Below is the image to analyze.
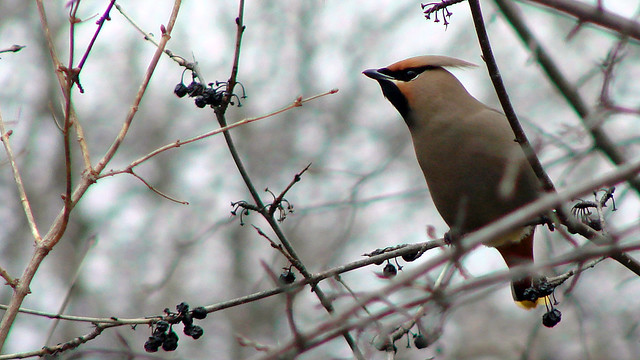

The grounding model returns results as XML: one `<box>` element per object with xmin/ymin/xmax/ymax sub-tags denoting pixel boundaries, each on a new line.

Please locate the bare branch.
<box><xmin>522</xmin><ymin>0</ymin><xmax>640</xmax><ymax>41</ymax></box>
<box><xmin>468</xmin><ymin>0</ymin><xmax>555</xmax><ymax>193</ymax></box>
<box><xmin>0</xmin><ymin>0</ymin><xmax>184</xmax><ymax>349</ymax></box>
<box><xmin>0</xmin><ymin>112</ymin><xmax>42</xmax><ymax>244</ymax></box>
<box><xmin>129</xmin><ymin>171</ymin><xmax>189</xmax><ymax>205</ymax></box>
<box><xmin>96</xmin><ymin>90</ymin><xmax>337</xmax><ymax>180</ymax></box>
<box><xmin>494</xmin><ymin>0</ymin><xmax>640</xmax><ymax>195</ymax></box>
<box><xmin>471</xmin><ymin>0</ymin><xmax>640</xmax><ymax>278</ymax></box>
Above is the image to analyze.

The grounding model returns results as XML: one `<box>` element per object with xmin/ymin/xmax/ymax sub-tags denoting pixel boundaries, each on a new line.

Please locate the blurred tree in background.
<box><xmin>1</xmin><ymin>1</ymin><xmax>640</xmax><ymax>359</ymax></box>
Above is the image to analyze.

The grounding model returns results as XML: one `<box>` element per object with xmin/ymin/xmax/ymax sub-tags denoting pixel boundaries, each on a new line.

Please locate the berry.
<box><xmin>162</xmin><ymin>330</ymin><xmax>179</xmax><ymax>351</ymax></box>
<box><xmin>194</xmin><ymin>96</ymin><xmax>207</xmax><ymax>108</ymax></box>
<box><xmin>154</xmin><ymin>320</ymin><xmax>170</xmax><ymax>334</ymax></box>
<box><xmin>200</xmin><ymin>87</ymin><xmax>218</xmax><ymax>105</ymax></box>
<box><xmin>182</xmin><ymin>313</ymin><xmax>194</xmax><ymax>327</ymax></box>
<box><xmin>186</xmin><ymin>81</ymin><xmax>204</xmax><ymax>96</ymax></box>
<box><xmin>402</xmin><ymin>249</ymin><xmax>421</xmax><ymax>262</ymax></box>
<box><xmin>279</xmin><ymin>269</ymin><xmax>296</xmax><ymax>285</ymax></box>
<box><xmin>382</xmin><ymin>263</ymin><xmax>397</xmax><ymax>278</ymax></box>
<box><xmin>185</xmin><ymin>324</ymin><xmax>204</xmax><ymax>339</ymax></box>
<box><xmin>144</xmin><ymin>341</ymin><xmax>160</xmax><ymax>352</ymax></box>
<box><xmin>174</xmin><ymin>83</ymin><xmax>188</xmax><ymax>98</ymax></box>
<box><xmin>413</xmin><ymin>334</ymin><xmax>429</xmax><ymax>349</ymax></box>
<box><xmin>176</xmin><ymin>302</ymin><xmax>190</xmax><ymax>313</ymax></box>
<box><xmin>542</xmin><ymin>308</ymin><xmax>562</xmax><ymax>328</ymax></box>
<box><xmin>144</xmin><ymin>335</ymin><xmax>163</xmax><ymax>352</ymax></box>
<box><xmin>191</xmin><ymin>306</ymin><xmax>207</xmax><ymax>320</ymax></box>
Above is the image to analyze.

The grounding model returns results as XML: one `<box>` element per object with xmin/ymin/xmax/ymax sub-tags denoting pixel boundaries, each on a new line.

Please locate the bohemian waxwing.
<box><xmin>364</xmin><ymin>55</ymin><xmax>545</xmax><ymax>308</ymax></box>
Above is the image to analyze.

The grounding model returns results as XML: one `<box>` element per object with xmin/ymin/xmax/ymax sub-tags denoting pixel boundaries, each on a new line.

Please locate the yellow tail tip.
<box><xmin>516</xmin><ymin>296</ymin><xmax>549</xmax><ymax>310</ymax></box>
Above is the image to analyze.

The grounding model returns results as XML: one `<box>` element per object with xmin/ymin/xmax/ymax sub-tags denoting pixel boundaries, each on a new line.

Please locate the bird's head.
<box><xmin>363</xmin><ymin>55</ymin><xmax>478</xmax><ymax>127</ymax></box>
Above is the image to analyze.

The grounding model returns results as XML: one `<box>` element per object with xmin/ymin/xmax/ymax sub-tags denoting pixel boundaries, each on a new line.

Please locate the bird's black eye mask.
<box><xmin>378</xmin><ymin>66</ymin><xmax>435</xmax><ymax>82</ymax></box>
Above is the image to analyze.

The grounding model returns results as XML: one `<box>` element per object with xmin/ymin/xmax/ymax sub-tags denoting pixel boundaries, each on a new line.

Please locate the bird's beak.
<box><xmin>362</xmin><ymin>68</ymin><xmax>392</xmax><ymax>81</ymax></box>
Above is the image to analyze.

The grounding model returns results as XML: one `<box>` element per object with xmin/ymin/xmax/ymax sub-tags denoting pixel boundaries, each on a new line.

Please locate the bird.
<box><xmin>363</xmin><ymin>55</ymin><xmax>545</xmax><ymax>309</ymax></box>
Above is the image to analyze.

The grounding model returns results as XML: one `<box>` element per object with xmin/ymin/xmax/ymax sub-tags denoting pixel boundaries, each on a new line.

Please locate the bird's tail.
<box><xmin>496</xmin><ymin>231</ymin><xmax>547</xmax><ymax>309</ymax></box>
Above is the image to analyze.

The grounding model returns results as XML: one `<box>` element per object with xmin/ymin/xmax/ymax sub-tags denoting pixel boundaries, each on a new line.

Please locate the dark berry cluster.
<box><xmin>144</xmin><ymin>320</ymin><xmax>178</xmax><ymax>352</ymax></box>
<box><xmin>278</xmin><ymin>266</ymin><xmax>296</xmax><ymax>285</ymax></box>
<box><xmin>366</xmin><ymin>246</ymin><xmax>424</xmax><ymax>280</ymax></box>
<box><xmin>374</xmin><ymin>324</ymin><xmax>438</xmax><ymax>353</ymax></box>
<box><xmin>369</xmin><ymin>247</ymin><xmax>422</xmax><ymax>266</ymax></box>
<box><xmin>521</xmin><ymin>279</ymin><xmax>562</xmax><ymax>328</ymax></box>
<box><xmin>372</xmin><ymin>254</ymin><xmax>412</xmax><ymax>279</ymax></box>
<box><xmin>174</xmin><ymin>80</ymin><xmax>223</xmax><ymax>108</ymax></box>
<box><xmin>174</xmin><ymin>71</ymin><xmax>246</xmax><ymax>109</ymax></box>
<box><xmin>144</xmin><ymin>302</ymin><xmax>207</xmax><ymax>352</ymax></box>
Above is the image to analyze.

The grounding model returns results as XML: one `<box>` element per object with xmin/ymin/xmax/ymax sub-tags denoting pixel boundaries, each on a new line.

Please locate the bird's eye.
<box><xmin>405</xmin><ymin>70</ymin><xmax>417</xmax><ymax>80</ymax></box>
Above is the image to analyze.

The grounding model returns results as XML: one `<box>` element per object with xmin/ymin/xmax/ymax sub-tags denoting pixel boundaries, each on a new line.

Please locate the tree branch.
<box><xmin>0</xmin><ymin>0</ymin><xmax>183</xmax><ymax>349</ymax></box>
<box><xmin>469</xmin><ymin>0</ymin><xmax>640</xmax><ymax>278</ymax></box>
<box><xmin>212</xmin><ymin>0</ymin><xmax>363</xmax><ymax>357</ymax></box>
<box><xmin>521</xmin><ymin>0</ymin><xmax>640</xmax><ymax>41</ymax></box>
<box><xmin>494</xmin><ymin>0</ymin><xmax>640</xmax><ymax>195</ymax></box>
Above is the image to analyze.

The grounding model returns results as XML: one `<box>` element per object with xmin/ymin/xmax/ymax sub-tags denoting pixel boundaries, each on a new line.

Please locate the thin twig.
<box><xmin>261</xmin><ymin>238</ymin><xmax>640</xmax><ymax>359</ymax></box>
<box><xmin>260</xmin><ymin>261</ymin><xmax>304</xmax><ymax>351</ymax></box>
<box><xmin>468</xmin><ymin>0</ymin><xmax>555</xmax><ymax>193</ymax></box>
<box><xmin>252</xmin><ymin>225</ymin><xmax>297</xmax><ymax>265</ymax></box>
<box><xmin>0</xmin><ymin>267</ymin><xmax>17</xmax><ymax>289</ymax></box>
<box><xmin>0</xmin><ymin>325</ymin><xmax>106</xmax><ymax>359</ymax></box>
<box><xmin>44</xmin><ymin>235</ymin><xmax>97</xmax><ymax>346</ymax></box>
<box><xmin>96</xmin><ymin>90</ymin><xmax>337</xmax><ymax>180</ymax></box>
<box><xmin>598</xmin><ymin>39</ymin><xmax>639</xmax><ymax>115</ymax></box>
<box><xmin>521</xmin><ymin>0</ymin><xmax>640</xmax><ymax>41</ymax></box>
<box><xmin>0</xmin><ymin>0</ymin><xmax>183</xmax><ymax>350</ymax></box>
<box><xmin>76</xmin><ymin>0</ymin><xmax>116</xmax><ymax>72</ymax></box>
<box><xmin>0</xmin><ymin>240</ymin><xmax>439</xmax><ymax>330</ymax></box>
<box><xmin>129</xmin><ymin>171</ymin><xmax>188</xmax><ymax>204</ymax></box>
<box><xmin>211</xmin><ymin>0</ymin><xmax>361</xmax><ymax>356</ymax></box>
<box><xmin>0</xmin><ymin>45</ymin><xmax>25</xmax><ymax>54</ymax></box>
<box><xmin>114</xmin><ymin>2</ymin><xmax>198</xmax><ymax>73</ymax></box>
<box><xmin>262</xmin><ymin>153</ymin><xmax>640</xmax><ymax>358</ymax></box>
<box><xmin>0</xmin><ymin>112</ymin><xmax>42</xmax><ymax>244</ymax></box>
<box><xmin>492</xmin><ymin>0</ymin><xmax>640</xmax><ymax>276</ymax></box>
<box><xmin>267</xmin><ymin>163</ymin><xmax>311</xmax><ymax>218</ymax></box>
<box><xmin>494</xmin><ymin>0</ymin><xmax>640</xmax><ymax>194</ymax></box>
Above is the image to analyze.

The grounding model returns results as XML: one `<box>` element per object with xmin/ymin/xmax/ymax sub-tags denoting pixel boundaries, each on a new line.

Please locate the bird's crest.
<box><xmin>386</xmin><ymin>55</ymin><xmax>477</xmax><ymax>72</ymax></box>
